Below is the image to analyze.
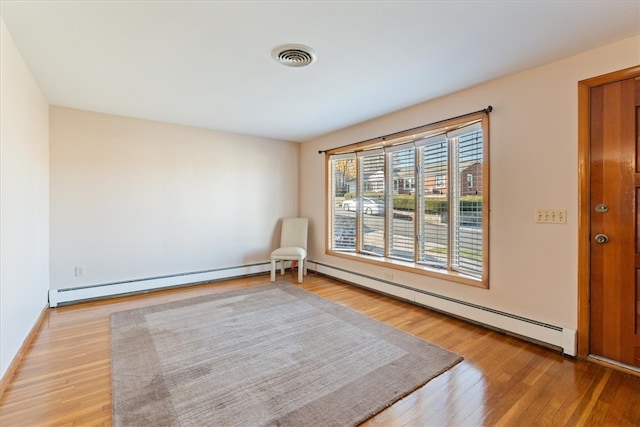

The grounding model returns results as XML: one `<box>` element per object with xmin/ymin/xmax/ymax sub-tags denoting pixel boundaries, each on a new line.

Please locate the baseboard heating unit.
<box><xmin>310</xmin><ymin>260</ymin><xmax>577</xmax><ymax>356</ymax></box>
<box><xmin>48</xmin><ymin>262</ymin><xmax>271</xmax><ymax>308</ymax></box>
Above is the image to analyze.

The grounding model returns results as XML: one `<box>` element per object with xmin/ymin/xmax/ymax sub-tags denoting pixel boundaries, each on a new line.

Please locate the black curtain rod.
<box><xmin>318</xmin><ymin>105</ymin><xmax>493</xmax><ymax>154</ymax></box>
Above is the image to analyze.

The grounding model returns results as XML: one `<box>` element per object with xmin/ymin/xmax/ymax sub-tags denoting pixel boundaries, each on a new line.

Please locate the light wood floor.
<box><xmin>1</xmin><ymin>272</ymin><xmax>640</xmax><ymax>426</ymax></box>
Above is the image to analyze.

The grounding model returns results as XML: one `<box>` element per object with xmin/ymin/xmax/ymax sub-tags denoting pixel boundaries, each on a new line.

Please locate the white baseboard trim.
<box><xmin>311</xmin><ymin>261</ymin><xmax>577</xmax><ymax>356</ymax></box>
<box><xmin>48</xmin><ymin>262</ymin><xmax>271</xmax><ymax>307</ymax></box>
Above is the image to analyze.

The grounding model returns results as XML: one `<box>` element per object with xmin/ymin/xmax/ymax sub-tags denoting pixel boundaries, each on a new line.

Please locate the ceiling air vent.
<box><xmin>272</xmin><ymin>44</ymin><xmax>317</xmax><ymax>67</ymax></box>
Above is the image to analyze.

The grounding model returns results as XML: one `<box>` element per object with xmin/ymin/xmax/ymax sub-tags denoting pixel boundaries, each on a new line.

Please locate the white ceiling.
<box><xmin>1</xmin><ymin>1</ymin><xmax>638</xmax><ymax>142</ymax></box>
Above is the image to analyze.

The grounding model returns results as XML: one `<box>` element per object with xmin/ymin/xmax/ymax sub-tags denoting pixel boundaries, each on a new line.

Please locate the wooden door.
<box><xmin>589</xmin><ymin>76</ymin><xmax>640</xmax><ymax>368</ymax></box>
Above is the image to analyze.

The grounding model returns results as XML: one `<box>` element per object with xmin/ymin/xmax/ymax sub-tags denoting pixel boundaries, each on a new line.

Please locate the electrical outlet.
<box><xmin>75</xmin><ymin>266</ymin><xmax>86</xmax><ymax>277</ymax></box>
<box><xmin>535</xmin><ymin>209</ymin><xmax>566</xmax><ymax>224</ymax></box>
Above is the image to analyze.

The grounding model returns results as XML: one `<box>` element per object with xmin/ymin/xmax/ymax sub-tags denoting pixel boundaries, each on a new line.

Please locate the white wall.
<box><xmin>49</xmin><ymin>107</ymin><xmax>299</xmax><ymax>290</ymax></box>
<box><xmin>300</xmin><ymin>35</ymin><xmax>640</xmax><ymax>331</ymax></box>
<box><xmin>0</xmin><ymin>19</ymin><xmax>50</xmax><ymax>378</ymax></box>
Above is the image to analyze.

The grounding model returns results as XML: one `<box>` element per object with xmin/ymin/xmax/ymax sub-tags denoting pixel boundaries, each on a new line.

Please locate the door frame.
<box><xmin>577</xmin><ymin>65</ymin><xmax>640</xmax><ymax>358</ymax></box>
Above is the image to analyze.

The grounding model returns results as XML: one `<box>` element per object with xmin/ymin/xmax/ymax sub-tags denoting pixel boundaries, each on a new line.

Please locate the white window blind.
<box><xmin>417</xmin><ymin>135</ymin><xmax>449</xmax><ymax>268</ymax></box>
<box><xmin>358</xmin><ymin>150</ymin><xmax>385</xmax><ymax>256</ymax></box>
<box><xmin>450</xmin><ymin>123</ymin><xmax>483</xmax><ymax>276</ymax></box>
<box><xmin>388</xmin><ymin>144</ymin><xmax>415</xmax><ymax>261</ymax></box>
<box><xmin>329</xmin><ymin>154</ymin><xmax>356</xmax><ymax>252</ymax></box>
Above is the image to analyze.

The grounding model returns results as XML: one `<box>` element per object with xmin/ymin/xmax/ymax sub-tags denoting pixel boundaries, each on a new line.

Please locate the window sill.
<box><xmin>326</xmin><ymin>249</ymin><xmax>488</xmax><ymax>289</ymax></box>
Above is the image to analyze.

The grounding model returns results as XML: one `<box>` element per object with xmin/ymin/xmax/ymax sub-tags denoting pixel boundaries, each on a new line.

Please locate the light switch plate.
<box><xmin>535</xmin><ymin>209</ymin><xmax>566</xmax><ymax>224</ymax></box>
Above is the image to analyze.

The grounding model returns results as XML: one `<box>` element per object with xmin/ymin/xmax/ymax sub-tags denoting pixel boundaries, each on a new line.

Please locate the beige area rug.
<box><xmin>111</xmin><ymin>282</ymin><xmax>462</xmax><ymax>426</ymax></box>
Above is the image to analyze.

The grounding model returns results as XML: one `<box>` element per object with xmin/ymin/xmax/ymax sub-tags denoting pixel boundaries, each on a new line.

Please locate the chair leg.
<box><xmin>270</xmin><ymin>259</ymin><xmax>276</xmax><ymax>282</ymax></box>
<box><xmin>298</xmin><ymin>258</ymin><xmax>303</xmax><ymax>283</ymax></box>
<box><xmin>280</xmin><ymin>260</ymin><xmax>285</xmax><ymax>275</ymax></box>
<box><xmin>303</xmin><ymin>257</ymin><xmax>308</xmax><ymax>276</ymax></box>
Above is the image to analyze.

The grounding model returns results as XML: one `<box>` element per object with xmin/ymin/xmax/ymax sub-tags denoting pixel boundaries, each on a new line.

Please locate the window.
<box><xmin>389</xmin><ymin>144</ymin><xmax>415</xmax><ymax>260</ymax></box>
<box><xmin>359</xmin><ymin>150</ymin><xmax>385</xmax><ymax>256</ymax></box>
<box><xmin>330</xmin><ymin>154</ymin><xmax>356</xmax><ymax>251</ymax></box>
<box><xmin>327</xmin><ymin>111</ymin><xmax>489</xmax><ymax>287</ymax></box>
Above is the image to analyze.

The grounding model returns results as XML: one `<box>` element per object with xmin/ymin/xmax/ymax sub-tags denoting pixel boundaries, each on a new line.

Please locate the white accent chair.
<box><xmin>270</xmin><ymin>218</ymin><xmax>308</xmax><ymax>283</ymax></box>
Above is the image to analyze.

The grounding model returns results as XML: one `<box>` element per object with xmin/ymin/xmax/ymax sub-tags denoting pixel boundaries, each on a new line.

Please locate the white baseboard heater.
<box><xmin>48</xmin><ymin>260</ymin><xmax>577</xmax><ymax>356</ymax></box>
<box><xmin>311</xmin><ymin>261</ymin><xmax>577</xmax><ymax>356</ymax></box>
<box><xmin>48</xmin><ymin>262</ymin><xmax>271</xmax><ymax>308</ymax></box>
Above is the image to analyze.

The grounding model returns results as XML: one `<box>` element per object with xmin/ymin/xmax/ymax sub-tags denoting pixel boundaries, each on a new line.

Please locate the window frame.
<box><xmin>325</xmin><ymin>111</ymin><xmax>490</xmax><ymax>288</ymax></box>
